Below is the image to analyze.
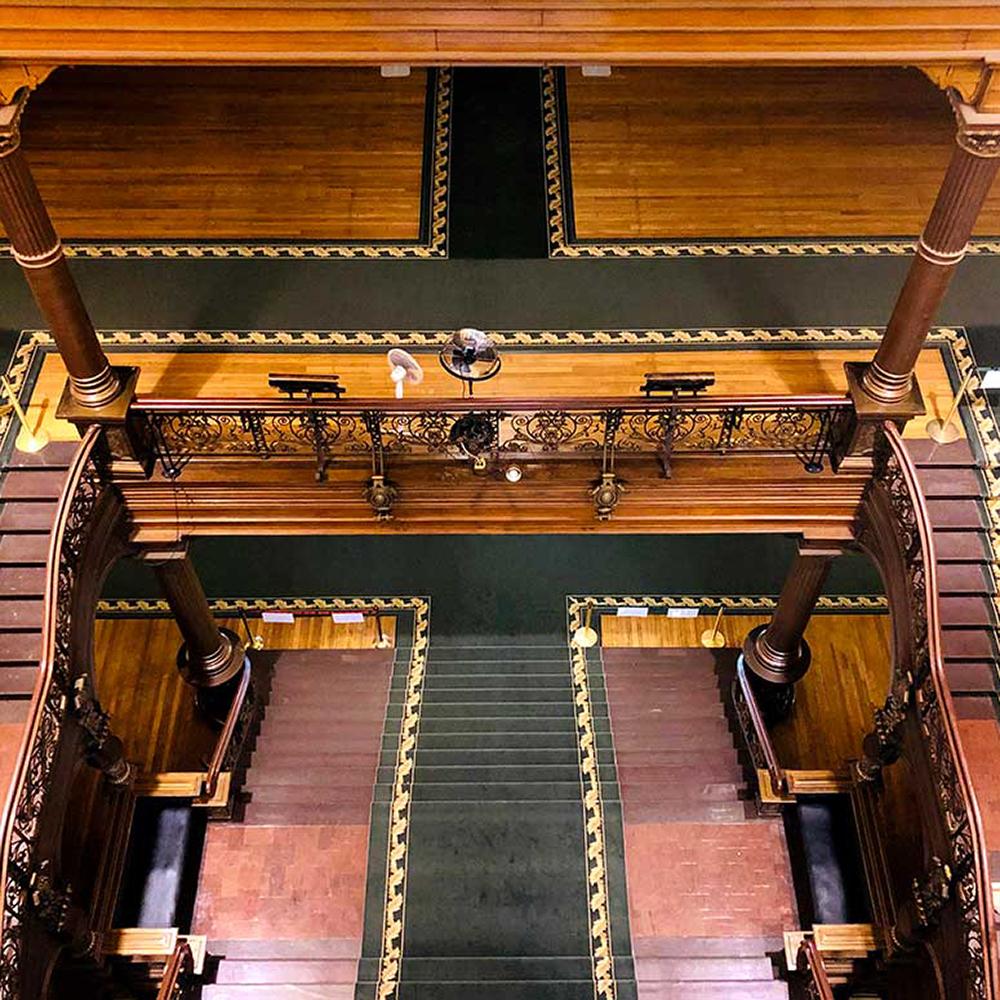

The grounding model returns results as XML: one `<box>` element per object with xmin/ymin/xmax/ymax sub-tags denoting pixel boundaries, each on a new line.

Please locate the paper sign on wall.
<box><xmin>332</xmin><ymin>612</ymin><xmax>365</xmax><ymax>624</ymax></box>
<box><xmin>615</xmin><ymin>607</ymin><xmax>648</xmax><ymax>618</ymax></box>
<box><xmin>666</xmin><ymin>607</ymin><xmax>700</xmax><ymax>618</ymax></box>
<box><xmin>261</xmin><ymin>611</ymin><xmax>294</xmax><ymax>623</ymax></box>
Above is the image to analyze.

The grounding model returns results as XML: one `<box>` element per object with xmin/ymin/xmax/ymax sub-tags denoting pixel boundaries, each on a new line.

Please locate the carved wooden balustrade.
<box><xmin>0</xmin><ymin>428</ymin><xmax>133</xmax><ymax>1000</ymax></box>
<box><xmin>852</xmin><ymin>422</ymin><xmax>998</xmax><ymax>1000</ymax></box>
<box><xmin>135</xmin><ymin>393</ymin><xmax>851</xmax><ymax>520</ymax></box>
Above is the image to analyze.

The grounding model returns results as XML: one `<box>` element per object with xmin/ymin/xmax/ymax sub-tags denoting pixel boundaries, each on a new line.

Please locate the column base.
<box><xmin>834</xmin><ymin>362</ymin><xmax>925</xmax><ymax>471</ymax></box>
<box><xmin>742</xmin><ymin>623</ymin><xmax>811</xmax><ymax>688</ymax></box>
<box><xmin>194</xmin><ymin>664</ymin><xmax>249</xmax><ymax>728</ymax></box>
<box><xmin>177</xmin><ymin>626</ymin><xmax>246</xmax><ymax>690</ymax></box>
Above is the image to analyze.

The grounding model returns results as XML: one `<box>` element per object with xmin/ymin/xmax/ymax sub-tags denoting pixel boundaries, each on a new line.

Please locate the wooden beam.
<box><xmin>3</xmin><ymin>4</ymin><xmax>1000</xmax><ymax>69</ymax></box>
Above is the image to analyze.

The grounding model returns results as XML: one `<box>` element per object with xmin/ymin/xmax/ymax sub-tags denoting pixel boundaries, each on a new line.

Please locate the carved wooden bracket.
<box><xmin>890</xmin><ymin>855</ymin><xmax>953</xmax><ymax>952</ymax></box>
<box><xmin>920</xmin><ymin>62</ymin><xmax>1000</xmax><ymax>115</ymax></box>
<box><xmin>855</xmin><ymin>680</ymin><xmax>911</xmax><ymax>782</ymax></box>
<box><xmin>29</xmin><ymin>860</ymin><xmax>95</xmax><ymax>956</ymax></box>
<box><xmin>0</xmin><ymin>63</ymin><xmax>55</xmax><ymax>107</ymax></box>
<box><xmin>71</xmin><ymin>676</ymin><xmax>133</xmax><ymax>786</ymax></box>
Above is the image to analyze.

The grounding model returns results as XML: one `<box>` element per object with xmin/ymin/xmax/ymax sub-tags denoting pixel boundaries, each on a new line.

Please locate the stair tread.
<box><xmin>907</xmin><ymin>438</ymin><xmax>977</xmax><ymax>466</ymax></box>
<box><xmin>0</xmin><ymin>600</ymin><xmax>45</xmax><ymax>629</ymax></box>
<box><xmin>916</xmin><ymin>465</ymin><xmax>982</xmax><ymax>497</ymax></box>
<box><xmin>0</xmin><ymin>534</ymin><xmax>49</xmax><ymax>565</ymax></box>
<box><xmin>0</xmin><ymin>566</ymin><xmax>46</xmax><ymax>594</ymax></box>
<box><xmin>938</xmin><ymin>595</ymin><xmax>996</xmax><ymax>627</ymax></box>
<box><xmin>925</xmin><ymin>498</ymin><xmax>985</xmax><ymax>530</ymax></box>
<box><xmin>4</xmin><ymin>441</ymin><xmax>78</xmax><ymax>469</ymax></box>
<box><xmin>0</xmin><ymin>501</ymin><xmax>58</xmax><ymax>532</ymax></box>
<box><xmin>936</xmin><ymin>562</ymin><xmax>991</xmax><ymax>594</ymax></box>
<box><xmin>945</xmin><ymin>661</ymin><xmax>997</xmax><ymax>693</ymax></box>
<box><xmin>0</xmin><ymin>469</ymin><xmax>68</xmax><ymax>501</ymax></box>
<box><xmin>934</xmin><ymin>532</ymin><xmax>990</xmax><ymax>562</ymax></box>
<box><xmin>941</xmin><ymin>628</ymin><xmax>997</xmax><ymax>661</ymax></box>
<box><xmin>0</xmin><ymin>631</ymin><xmax>41</xmax><ymax>663</ymax></box>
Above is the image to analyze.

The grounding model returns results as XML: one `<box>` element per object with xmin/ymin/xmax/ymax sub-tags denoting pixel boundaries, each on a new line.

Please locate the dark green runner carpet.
<box><xmin>356</xmin><ymin>638</ymin><xmax>635</xmax><ymax>1000</ymax></box>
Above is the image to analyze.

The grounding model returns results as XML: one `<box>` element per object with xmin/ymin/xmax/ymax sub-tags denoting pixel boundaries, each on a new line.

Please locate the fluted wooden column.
<box><xmin>0</xmin><ymin>92</ymin><xmax>121</xmax><ymax>407</ymax></box>
<box><xmin>742</xmin><ymin>540</ymin><xmax>842</xmax><ymax>720</ymax></box>
<box><xmin>859</xmin><ymin>98</ymin><xmax>1000</xmax><ymax>406</ymax></box>
<box><xmin>148</xmin><ymin>548</ymin><xmax>245</xmax><ymax>693</ymax></box>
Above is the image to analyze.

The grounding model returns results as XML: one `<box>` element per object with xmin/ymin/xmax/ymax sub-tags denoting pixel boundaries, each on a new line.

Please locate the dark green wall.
<box><xmin>104</xmin><ymin>533</ymin><xmax>882</xmax><ymax>639</ymax></box>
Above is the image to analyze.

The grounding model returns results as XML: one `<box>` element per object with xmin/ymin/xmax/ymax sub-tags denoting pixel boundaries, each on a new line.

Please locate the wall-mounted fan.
<box><xmin>439</xmin><ymin>328</ymin><xmax>501</xmax><ymax>396</ymax></box>
<box><xmin>387</xmin><ymin>349</ymin><xmax>424</xmax><ymax>398</ymax></box>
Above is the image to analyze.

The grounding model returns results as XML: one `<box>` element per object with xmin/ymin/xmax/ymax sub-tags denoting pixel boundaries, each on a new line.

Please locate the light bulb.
<box><xmin>504</xmin><ymin>465</ymin><xmax>523</xmax><ymax>483</ymax></box>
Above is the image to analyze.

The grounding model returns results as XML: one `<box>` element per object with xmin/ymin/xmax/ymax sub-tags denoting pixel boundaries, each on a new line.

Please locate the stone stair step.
<box><xmin>936</xmin><ymin>562</ymin><xmax>992</xmax><ymax>595</ymax></box>
<box><xmin>633</xmin><ymin>985</ymin><xmax>787</xmax><ymax>1000</ymax></box>
<box><xmin>0</xmin><ymin>630</ymin><xmax>40</xmax><ymax>665</ymax></box>
<box><xmin>620</xmin><ymin>780</ymin><xmax>743</xmax><ymax>803</ymax></box>
<box><xmin>0</xmin><ymin>501</ymin><xmax>58</xmax><ymax>532</ymax></box>
<box><xmin>215</xmin><ymin>959</ymin><xmax>357</xmax><ymax>985</ymax></box>
<box><xmin>933</xmin><ymin>531</ymin><xmax>990</xmax><ymax>562</ymax></box>
<box><xmin>242</xmin><ymin>802</ymin><xmax>372</xmax><ymax>826</ymax></box>
<box><xmin>0</xmin><ymin>534</ymin><xmax>49</xmax><ymax>565</ymax></box>
<box><xmin>207</xmin><ymin>941</ymin><xmax>360</xmax><ymax>960</ymax></box>
<box><xmin>952</xmin><ymin>696</ymin><xmax>998</xmax><ymax>721</ymax></box>
<box><xmin>0</xmin><ymin>566</ymin><xmax>46</xmax><ymax>595</ymax></box>
<box><xmin>925</xmin><ymin>499</ymin><xmax>985</xmax><ymax>530</ymax></box>
<box><xmin>945</xmin><ymin>661</ymin><xmax>998</xmax><ymax>694</ymax></box>
<box><xmin>0</xmin><ymin>600</ymin><xmax>45</xmax><ymax>629</ymax></box>
<box><xmin>941</xmin><ymin>628</ymin><xmax>997</xmax><ymax>661</ymax></box>
<box><xmin>938</xmin><ymin>596</ymin><xmax>996</xmax><ymax>627</ymax></box>
<box><xmin>916</xmin><ymin>465</ymin><xmax>982</xmax><ymax>497</ymax></box>
<box><xmin>203</xmin><ymin>986</ymin><xmax>354</xmax><ymax>999</ymax></box>
<box><xmin>0</xmin><ymin>667</ymin><xmax>39</xmax><ymax>696</ymax></box>
<box><xmin>623</xmin><ymin>800</ymin><xmax>750</xmax><ymax>824</ymax></box>
<box><xmin>245</xmin><ymin>765</ymin><xmax>377</xmax><ymax>787</ymax></box>
<box><xmin>3</xmin><ymin>441</ymin><xmax>78</xmax><ymax>469</ymax></box>
<box><xmin>907</xmin><ymin>438</ymin><xmax>977</xmax><ymax>466</ymax></box>
<box><xmin>0</xmin><ymin>469</ymin><xmax>68</xmax><ymax>501</ymax></box>
<box><xmin>602</xmin><ymin>647</ymin><xmax>732</xmax><ymax>665</ymax></box>
<box><xmin>0</xmin><ymin>700</ymin><xmax>31</xmax><ymax>725</ymax></box>
<box><xmin>395</xmin><ymin>782</ymin><xmax>620</xmax><ymax>803</ymax></box>
<box><xmin>635</xmin><ymin>956</ymin><xmax>777</xmax><ymax>981</ymax></box>
<box><xmin>633</xmin><ymin>937</ymin><xmax>782</xmax><ymax>958</ymax></box>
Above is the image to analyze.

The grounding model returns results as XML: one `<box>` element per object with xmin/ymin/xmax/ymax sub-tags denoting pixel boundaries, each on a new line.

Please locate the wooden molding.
<box><xmin>103</xmin><ymin>928</ymin><xmax>206</xmax><ymax>975</ymax></box>
<box><xmin>0</xmin><ymin>63</ymin><xmax>54</xmax><ymax>105</ymax></box>
<box><xmin>3</xmin><ymin>6</ymin><xmax>1000</xmax><ymax>68</ymax></box>
<box><xmin>783</xmin><ymin>925</ymin><xmax>878</xmax><ymax>972</ymax></box>
<box><xmin>758</xmin><ymin>768</ymin><xmax>851</xmax><ymax>804</ymax></box>
<box><xmin>133</xmin><ymin>770</ymin><xmax>231</xmax><ymax>807</ymax></box>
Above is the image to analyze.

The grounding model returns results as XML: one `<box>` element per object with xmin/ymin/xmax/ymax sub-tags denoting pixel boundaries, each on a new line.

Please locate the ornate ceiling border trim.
<box><xmin>543</xmin><ymin>68</ymin><xmax>1000</xmax><ymax>259</ymax></box>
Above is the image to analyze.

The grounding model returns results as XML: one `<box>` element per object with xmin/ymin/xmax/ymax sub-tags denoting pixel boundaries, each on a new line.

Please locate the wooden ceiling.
<box><xmin>3</xmin><ymin>2</ymin><xmax>1000</xmax><ymax>69</ymax></box>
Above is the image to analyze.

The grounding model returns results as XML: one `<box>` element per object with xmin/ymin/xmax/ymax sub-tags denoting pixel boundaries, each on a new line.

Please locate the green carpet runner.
<box><xmin>356</xmin><ymin>636</ymin><xmax>636</xmax><ymax>1000</ymax></box>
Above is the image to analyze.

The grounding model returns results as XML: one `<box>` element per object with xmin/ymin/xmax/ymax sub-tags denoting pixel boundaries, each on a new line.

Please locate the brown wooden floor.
<box><xmin>602</xmin><ymin>610</ymin><xmax>892</xmax><ymax>772</ymax></box>
<box><xmin>25</xmin><ymin>344</ymin><xmax>958</xmax><ymax>444</ymax></box>
<box><xmin>13</xmin><ymin>66</ymin><xmax>429</xmax><ymax>241</ymax></box>
<box><xmin>564</xmin><ymin>66</ymin><xmax>1000</xmax><ymax>240</ymax></box>
<box><xmin>93</xmin><ymin>612</ymin><xmax>394</xmax><ymax>775</ymax></box>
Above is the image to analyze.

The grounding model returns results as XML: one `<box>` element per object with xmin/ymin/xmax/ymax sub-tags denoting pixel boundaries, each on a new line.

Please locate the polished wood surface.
<box><xmin>93</xmin><ymin>612</ymin><xmax>394</xmax><ymax>774</ymax></box>
<box><xmin>2</xmin><ymin>4</ymin><xmax>1000</xmax><ymax>67</ymax></box>
<box><xmin>602</xmin><ymin>610</ymin><xmax>892</xmax><ymax>771</ymax></box>
<box><xmin>12</xmin><ymin>66</ymin><xmax>427</xmax><ymax>241</ymax></box>
<box><xmin>565</xmin><ymin>67</ymin><xmax>1000</xmax><ymax>240</ymax></box>
<box><xmin>24</xmin><ymin>344</ymin><xmax>958</xmax><ymax>443</ymax></box>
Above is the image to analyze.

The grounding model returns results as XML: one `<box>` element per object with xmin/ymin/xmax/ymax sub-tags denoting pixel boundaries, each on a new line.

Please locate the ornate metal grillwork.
<box><xmin>0</xmin><ymin>430</ymin><xmax>108</xmax><ymax>1000</ymax></box>
<box><xmin>138</xmin><ymin>397</ymin><xmax>852</xmax><ymax>479</ymax></box>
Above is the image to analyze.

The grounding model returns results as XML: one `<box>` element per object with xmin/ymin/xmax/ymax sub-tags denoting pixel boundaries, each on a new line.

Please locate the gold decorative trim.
<box><xmin>542</xmin><ymin>68</ymin><xmax>1000</xmax><ymax>259</ymax></box>
<box><xmin>570</xmin><ymin>594</ymin><xmax>887</xmax><ymax>614</ymax></box>
<box><xmin>566</xmin><ymin>598</ymin><xmax>617</xmax><ymax>999</ymax></box>
<box><xmin>1</xmin><ymin>69</ymin><xmax>451</xmax><ymax>261</ymax></box>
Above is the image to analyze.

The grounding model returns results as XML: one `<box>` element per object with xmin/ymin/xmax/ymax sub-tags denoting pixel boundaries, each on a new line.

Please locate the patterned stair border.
<box><xmin>542</xmin><ymin>68</ymin><xmax>1000</xmax><ymax>260</ymax></box>
<box><xmin>0</xmin><ymin>70</ymin><xmax>452</xmax><ymax>261</ymax></box>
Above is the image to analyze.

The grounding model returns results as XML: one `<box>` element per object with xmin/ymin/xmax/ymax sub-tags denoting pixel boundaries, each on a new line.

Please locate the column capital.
<box><xmin>0</xmin><ymin>89</ymin><xmax>28</xmax><ymax>158</ymax></box>
<box><xmin>950</xmin><ymin>94</ymin><xmax>1000</xmax><ymax>158</ymax></box>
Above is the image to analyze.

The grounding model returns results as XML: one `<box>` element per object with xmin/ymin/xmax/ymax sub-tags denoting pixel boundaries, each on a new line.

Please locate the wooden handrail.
<box><xmin>880</xmin><ymin>421</ymin><xmax>998</xmax><ymax>997</ymax></box>
<box><xmin>734</xmin><ymin>656</ymin><xmax>788</xmax><ymax>797</ymax></box>
<box><xmin>156</xmin><ymin>939</ymin><xmax>194</xmax><ymax>1000</ymax></box>
<box><xmin>199</xmin><ymin>658</ymin><xmax>251</xmax><ymax>803</ymax></box>
<box><xmin>0</xmin><ymin>427</ymin><xmax>107</xmax><ymax>992</ymax></box>
<box><xmin>135</xmin><ymin>392</ymin><xmax>850</xmax><ymax>414</ymax></box>
<box><xmin>796</xmin><ymin>937</ymin><xmax>836</xmax><ymax>1000</ymax></box>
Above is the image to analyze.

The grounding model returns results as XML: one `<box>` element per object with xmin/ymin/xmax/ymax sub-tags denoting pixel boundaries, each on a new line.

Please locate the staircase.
<box><xmin>908</xmin><ymin>438</ymin><xmax>1000</xmax><ymax>883</ymax></box>
<box><xmin>602</xmin><ymin>646</ymin><xmax>793</xmax><ymax>1000</ymax></box>
<box><xmin>0</xmin><ymin>440</ymin><xmax>76</xmax><ymax>783</ymax></box>
<box><xmin>196</xmin><ymin>647</ymin><xmax>398</xmax><ymax>999</ymax></box>
<box><xmin>356</xmin><ymin>638</ymin><xmax>636</xmax><ymax>1000</ymax></box>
